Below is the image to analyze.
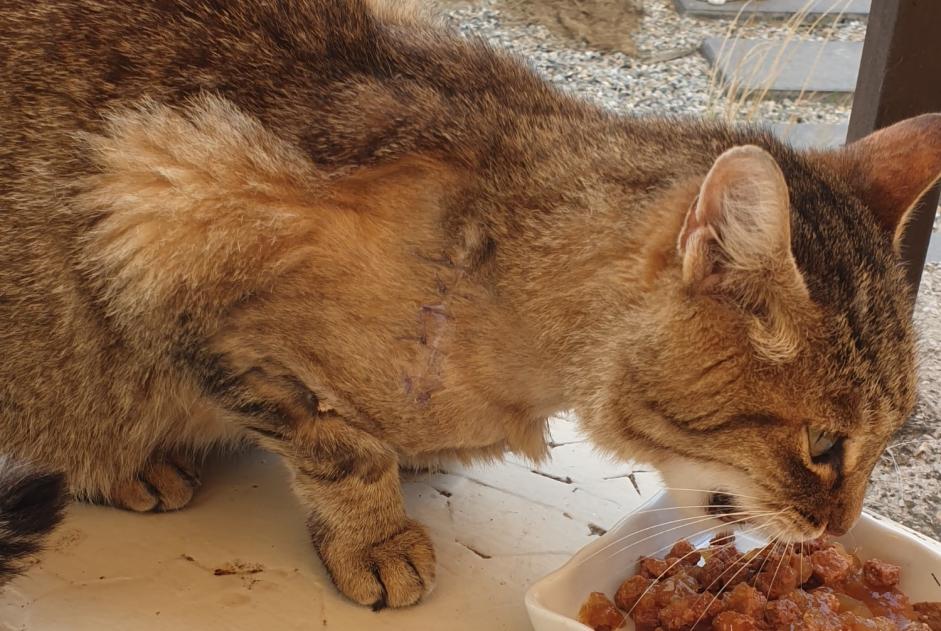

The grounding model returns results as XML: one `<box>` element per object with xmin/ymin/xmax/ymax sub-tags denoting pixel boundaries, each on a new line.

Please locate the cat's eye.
<box><xmin>807</xmin><ymin>426</ymin><xmax>841</xmax><ymax>461</ymax></box>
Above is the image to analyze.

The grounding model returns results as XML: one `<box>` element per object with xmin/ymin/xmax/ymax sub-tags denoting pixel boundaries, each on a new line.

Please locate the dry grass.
<box><xmin>706</xmin><ymin>0</ymin><xmax>857</xmax><ymax>125</ymax></box>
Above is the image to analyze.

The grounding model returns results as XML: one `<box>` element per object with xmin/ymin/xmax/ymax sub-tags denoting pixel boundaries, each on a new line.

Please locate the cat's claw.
<box><xmin>109</xmin><ymin>457</ymin><xmax>201</xmax><ymax>512</ymax></box>
<box><xmin>321</xmin><ymin>519</ymin><xmax>436</xmax><ymax>609</ymax></box>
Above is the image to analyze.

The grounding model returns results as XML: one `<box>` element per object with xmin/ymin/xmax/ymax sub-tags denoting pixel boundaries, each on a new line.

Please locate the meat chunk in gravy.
<box><xmin>577</xmin><ymin>536</ymin><xmax>939</xmax><ymax>631</ymax></box>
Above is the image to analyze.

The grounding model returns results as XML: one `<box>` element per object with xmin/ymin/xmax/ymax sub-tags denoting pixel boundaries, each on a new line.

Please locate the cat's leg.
<box><xmin>107</xmin><ymin>452</ymin><xmax>202</xmax><ymax>513</ymax></box>
<box><xmin>190</xmin><ymin>346</ymin><xmax>436</xmax><ymax>608</ymax></box>
<box><xmin>259</xmin><ymin>411</ymin><xmax>435</xmax><ymax>609</ymax></box>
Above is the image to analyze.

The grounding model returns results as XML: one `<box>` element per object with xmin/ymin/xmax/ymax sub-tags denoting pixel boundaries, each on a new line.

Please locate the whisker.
<box><xmin>631</xmin><ymin>515</ymin><xmax>768</xmax><ymax>572</ymax></box>
<box><xmin>643</xmin><ymin>546</ymin><xmax>703</xmax><ymax>587</ymax></box>
<box><xmin>632</xmin><ymin>524</ymin><xmax>741</xmax><ymax>572</ymax></box>
<box><xmin>883</xmin><ymin>448</ymin><xmax>906</xmax><ymax>508</ymax></box>
<box><xmin>765</xmin><ymin>533</ymin><xmax>792</xmax><ymax>602</ymax></box>
<box><xmin>626</xmin><ymin>549</ymin><xmax>700</xmax><ymax>618</ymax></box>
<box><xmin>799</xmin><ymin>534</ymin><xmax>805</xmax><ymax>596</ymax></box>
<box><xmin>733</xmin><ymin>518</ymin><xmax>779</xmax><ymax>545</ymax></box>
<box><xmin>693</xmin><ymin>559</ymin><xmax>752</xmax><ymax>627</ymax></box>
<box><xmin>844</xmin><ymin>526</ymin><xmax>861</xmax><ymax>555</ymax></box>
<box><xmin>689</xmin><ymin>517</ymin><xmax>782</xmax><ymax>629</ymax></box>
<box><xmin>751</xmin><ymin>535</ymin><xmax>781</xmax><ymax>588</ymax></box>
<box><xmin>698</xmin><ymin>518</ymin><xmax>782</xmax><ymax>597</ymax></box>
<box><xmin>605</xmin><ymin>512</ymin><xmax>777</xmax><ymax>569</ymax></box>
<box><xmin>659</xmin><ymin>487</ymin><xmax>763</xmax><ymax>500</ymax></box>
<box><xmin>628</xmin><ymin>504</ymin><xmax>738</xmax><ymax>516</ymax></box>
<box><xmin>629</xmin><ymin>517</ymin><xmax>776</xmax><ymax>620</ymax></box>
<box><xmin>574</xmin><ymin>511</ymin><xmax>759</xmax><ymax>567</ymax></box>
<box><xmin>886</xmin><ymin>439</ymin><xmax>924</xmax><ymax>450</ymax></box>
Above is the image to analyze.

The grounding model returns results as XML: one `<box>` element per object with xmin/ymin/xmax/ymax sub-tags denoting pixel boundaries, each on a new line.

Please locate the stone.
<box><xmin>701</xmin><ymin>38</ymin><xmax>863</xmax><ymax>94</ymax></box>
<box><xmin>675</xmin><ymin>0</ymin><xmax>870</xmax><ymax>20</ymax></box>
<box><xmin>772</xmin><ymin>121</ymin><xmax>847</xmax><ymax>149</ymax></box>
<box><xmin>927</xmin><ymin>232</ymin><xmax>941</xmax><ymax>264</ymax></box>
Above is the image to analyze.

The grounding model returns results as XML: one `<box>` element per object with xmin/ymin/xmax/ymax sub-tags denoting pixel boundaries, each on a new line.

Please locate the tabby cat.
<box><xmin>1</xmin><ymin>0</ymin><xmax>938</xmax><ymax>608</ymax></box>
<box><xmin>0</xmin><ymin>462</ymin><xmax>65</xmax><ymax>585</ymax></box>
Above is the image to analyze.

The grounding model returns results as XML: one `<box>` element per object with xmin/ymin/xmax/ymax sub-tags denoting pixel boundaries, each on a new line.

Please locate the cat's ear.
<box><xmin>679</xmin><ymin>146</ymin><xmax>811</xmax><ymax>362</ymax></box>
<box><xmin>678</xmin><ymin>145</ymin><xmax>804</xmax><ymax>296</ymax></box>
<box><xmin>832</xmin><ymin>114</ymin><xmax>941</xmax><ymax>244</ymax></box>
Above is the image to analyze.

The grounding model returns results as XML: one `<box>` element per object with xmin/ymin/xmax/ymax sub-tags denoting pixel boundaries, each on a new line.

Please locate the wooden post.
<box><xmin>847</xmin><ymin>0</ymin><xmax>941</xmax><ymax>300</ymax></box>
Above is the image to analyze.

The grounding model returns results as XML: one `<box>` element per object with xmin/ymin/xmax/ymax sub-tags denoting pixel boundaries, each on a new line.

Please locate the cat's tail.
<box><xmin>0</xmin><ymin>457</ymin><xmax>67</xmax><ymax>586</ymax></box>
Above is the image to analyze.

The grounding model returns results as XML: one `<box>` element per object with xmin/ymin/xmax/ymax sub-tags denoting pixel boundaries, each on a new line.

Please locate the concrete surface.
<box><xmin>928</xmin><ymin>235</ymin><xmax>941</xmax><ymax>264</ymax></box>
<box><xmin>0</xmin><ymin>417</ymin><xmax>660</xmax><ymax>631</ymax></box>
<box><xmin>772</xmin><ymin>121</ymin><xmax>848</xmax><ymax>148</ymax></box>
<box><xmin>702</xmin><ymin>38</ymin><xmax>862</xmax><ymax>94</ymax></box>
<box><xmin>675</xmin><ymin>0</ymin><xmax>870</xmax><ymax>20</ymax></box>
<box><xmin>3</xmin><ymin>363</ymin><xmax>936</xmax><ymax>630</ymax></box>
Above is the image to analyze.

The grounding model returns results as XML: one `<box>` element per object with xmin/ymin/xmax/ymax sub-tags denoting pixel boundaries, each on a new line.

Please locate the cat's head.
<box><xmin>596</xmin><ymin>114</ymin><xmax>941</xmax><ymax>541</ymax></box>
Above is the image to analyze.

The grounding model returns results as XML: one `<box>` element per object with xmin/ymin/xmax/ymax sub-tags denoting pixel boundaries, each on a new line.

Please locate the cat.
<box><xmin>1</xmin><ymin>0</ymin><xmax>938</xmax><ymax>609</ymax></box>
<box><xmin>0</xmin><ymin>462</ymin><xmax>67</xmax><ymax>585</ymax></box>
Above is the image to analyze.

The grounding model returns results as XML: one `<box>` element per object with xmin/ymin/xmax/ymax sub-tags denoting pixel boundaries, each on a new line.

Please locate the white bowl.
<box><xmin>526</xmin><ymin>490</ymin><xmax>941</xmax><ymax>631</ymax></box>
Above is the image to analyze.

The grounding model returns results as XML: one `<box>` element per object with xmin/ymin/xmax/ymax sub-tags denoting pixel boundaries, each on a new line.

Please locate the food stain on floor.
<box><xmin>49</xmin><ymin>528</ymin><xmax>86</xmax><ymax>553</ymax></box>
<box><xmin>180</xmin><ymin>553</ymin><xmax>266</xmax><ymax>589</ymax></box>
<box><xmin>212</xmin><ymin>560</ymin><xmax>265</xmax><ymax>577</ymax></box>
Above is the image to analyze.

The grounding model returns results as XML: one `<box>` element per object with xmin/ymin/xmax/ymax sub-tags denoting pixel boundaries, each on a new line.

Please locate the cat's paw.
<box><xmin>109</xmin><ymin>456</ymin><xmax>201</xmax><ymax>512</ymax></box>
<box><xmin>320</xmin><ymin>519</ymin><xmax>436</xmax><ymax>609</ymax></box>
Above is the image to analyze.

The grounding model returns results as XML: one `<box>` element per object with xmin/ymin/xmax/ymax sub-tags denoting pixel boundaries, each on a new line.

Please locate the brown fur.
<box><xmin>1</xmin><ymin>0</ymin><xmax>938</xmax><ymax>606</ymax></box>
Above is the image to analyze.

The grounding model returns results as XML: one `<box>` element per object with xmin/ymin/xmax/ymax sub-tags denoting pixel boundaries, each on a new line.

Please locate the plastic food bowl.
<box><xmin>526</xmin><ymin>490</ymin><xmax>941</xmax><ymax>631</ymax></box>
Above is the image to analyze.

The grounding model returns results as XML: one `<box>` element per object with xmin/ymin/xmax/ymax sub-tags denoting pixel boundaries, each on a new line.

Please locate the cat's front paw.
<box><xmin>108</xmin><ymin>456</ymin><xmax>201</xmax><ymax>512</ymax></box>
<box><xmin>319</xmin><ymin>519</ymin><xmax>436</xmax><ymax>609</ymax></box>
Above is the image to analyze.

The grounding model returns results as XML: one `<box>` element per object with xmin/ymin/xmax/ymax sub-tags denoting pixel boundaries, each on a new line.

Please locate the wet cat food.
<box><xmin>578</xmin><ymin>535</ymin><xmax>941</xmax><ymax>631</ymax></box>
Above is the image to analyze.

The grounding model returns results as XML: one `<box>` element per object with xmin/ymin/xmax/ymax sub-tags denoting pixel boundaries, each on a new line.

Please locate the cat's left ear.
<box><xmin>678</xmin><ymin>145</ymin><xmax>805</xmax><ymax>297</ymax></box>
<box><xmin>679</xmin><ymin>146</ymin><xmax>811</xmax><ymax>361</ymax></box>
<box><xmin>827</xmin><ymin>113</ymin><xmax>941</xmax><ymax>247</ymax></box>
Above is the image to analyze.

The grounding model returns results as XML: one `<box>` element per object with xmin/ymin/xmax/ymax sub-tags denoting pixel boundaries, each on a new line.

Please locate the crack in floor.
<box><xmin>530</xmin><ymin>470</ymin><xmax>573</xmax><ymax>484</ymax></box>
<box><xmin>456</xmin><ymin>540</ymin><xmax>492</xmax><ymax>559</ymax></box>
<box><xmin>447</xmin><ymin>469</ymin><xmax>624</xmax><ymax>515</ymax></box>
<box><xmin>628</xmin><ymin>472</ymin><xmax>642</xmax><ymax>496</ymax></box>
<box><xmin>603</xmin><ymin>470</ymin><xmax>649</xmax><ymax>495</ymax></box>
<box><xmin>440</xmin><ymin>472</ymin><xmax>575</xmax><ymax>513</ymax></box>
<box><xmin>548</xmin><ymin>440</ymin><xmax>586</xmax><ymax>448</ymax></box>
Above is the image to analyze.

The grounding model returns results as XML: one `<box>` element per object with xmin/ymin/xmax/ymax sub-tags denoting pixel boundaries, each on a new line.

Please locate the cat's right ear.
<box><xmin>678</xmin><ymin>145</ymin><xmax>807</xmax><ymax>298</ymax></box>
<box><xmin>824</xmin><ymin>113</ymin><xmax>941</xmax><ymax>249</ymax></box>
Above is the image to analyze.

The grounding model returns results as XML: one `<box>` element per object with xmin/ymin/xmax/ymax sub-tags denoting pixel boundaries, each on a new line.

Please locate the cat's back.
<box><xmin>0</xmin><ymin>0</ymin><xmax>412</xmax><ymax>255</ymax></box>
<box><xmin>1</xmin><ymin>0</ymin><xmax>379</xmax><ymax>139</ymax></box>
<box><xmin>0</xmin><ymin>1</ymin><xmax>387</xmax><ymax>377</ymax></box>
<box><xmin>1</xmin><ymin>0</ymin><xmax>582</xmax><ymax>175</ymax></box>
<box><xmin>0</xmin><ymin>0</ymin><xmax>441</xmax><ymax>465</ymax></box>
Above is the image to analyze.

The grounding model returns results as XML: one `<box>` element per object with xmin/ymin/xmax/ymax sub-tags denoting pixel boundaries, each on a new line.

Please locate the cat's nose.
<box><xmin>826</xmin><ymin>493</ymin><xmax>863</xmax><ymax>537</ymax></box>
<box><xmin>825</xmin><ymin>523</ymin><xmax>848</xmax><ymax>536</ymax></box>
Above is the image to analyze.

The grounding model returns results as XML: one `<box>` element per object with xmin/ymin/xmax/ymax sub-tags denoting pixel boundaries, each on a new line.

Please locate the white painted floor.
<box><xmin>1</xmin><ymin>416</ymin><xmax>662</xmax><ymax>630</ymax></box>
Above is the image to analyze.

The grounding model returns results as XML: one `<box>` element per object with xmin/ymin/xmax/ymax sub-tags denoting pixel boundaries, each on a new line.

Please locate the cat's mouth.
<box><xmin>705</xmin><ymin>491</ymin><xmax>827</xmax><ymax>540</ymax></box>
<box><xmin>707</xmin><ymin>491</ymin><xmax>737</xmax><ymax>521</ymax></box>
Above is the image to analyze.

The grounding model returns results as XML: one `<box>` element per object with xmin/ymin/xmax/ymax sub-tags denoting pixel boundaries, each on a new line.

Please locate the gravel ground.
<box><xmin>866</xmin><ymin>265</ymin><xmax>941</xmax><ymax>540</ymax></box>
<box><xmin>441</xmin><ymin>0</ymin><xmax>860</xmax><ymax>122</ymax></box>
<box><xmin>442</xmin><ymin>0</ymin><xmax>939</xmax><ymax>538</ymax></box>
